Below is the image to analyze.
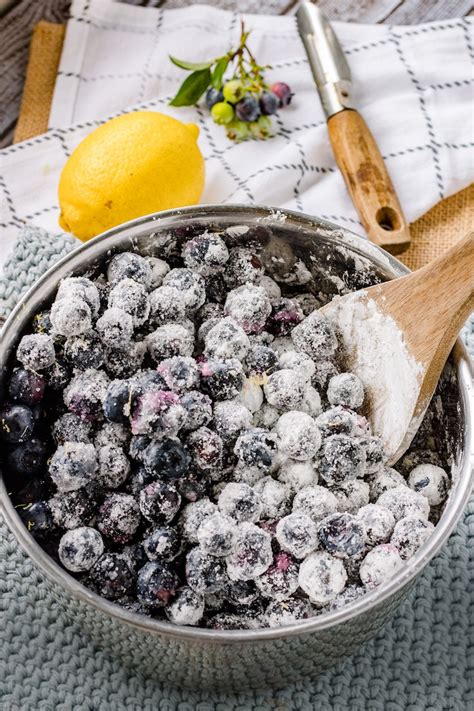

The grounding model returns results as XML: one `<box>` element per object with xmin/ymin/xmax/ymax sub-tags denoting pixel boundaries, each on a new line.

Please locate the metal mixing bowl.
<box><xmin>1</xmin><ymin>205</ymin><xmax>472</xmax><ymax>690</ymax></box>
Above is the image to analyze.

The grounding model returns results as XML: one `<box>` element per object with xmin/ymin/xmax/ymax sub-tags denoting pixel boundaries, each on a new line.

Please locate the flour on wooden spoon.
<box><xmin>323</xmin><ymin>292</ymin><xmax>424</xmax><ymax>464</ymax></box>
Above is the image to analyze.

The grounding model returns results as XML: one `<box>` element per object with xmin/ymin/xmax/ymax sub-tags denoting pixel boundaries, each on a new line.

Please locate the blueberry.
<box><xmin>266</xmin><ymin>298</ymin><xmax>304</xmax><ymax>336</ymax></box>
<box><xmin>176</xmin><ymin>469</ymin><xmax>209</xmax><ymax>503</ymax></box>
<box><xmin>137</xmin><ymin>561</ymin><xmax>179</xmax><ymax>608</ymax></box>
<box><xmin>318</xmin><ymin>434</ymin><xmax>367</xmax><ymax>485</ymax></box>
<box><xmin>143</xmin><ymin>526</ymin><xmax>181</xmax><ymax>561</ymax></box>
<box><xmin>318</xmin><ymin>512</ymin><xmax>366</xmax><ymax>558</ymax></box>
<box><xmin>0</xmin><ymin>404</ymin><xmax>35</xmax><ymax>443</ymax></box>
<box><xmin>139</xmin><ymin>480</ymin><xmax>182</xmax><ymax>524</ymax></box>
<box><xmin>199</xmin><ymin>359</ymin><xmax>245</xmax><ymax>400</ymax></box>
<box><xmin>97</xmin><ymin>493</ymin><xmax>141</xmax><ymax>544</ymax></box>
<box><xmin>245</xmin><ymin>344</ymin><xmax>278</xmax><ymax>376</ymax></box>
<box><xmin>8</xmin><ymin>369</ymin><xmax>45</xmax><ymax>406</ymax></box>
<box><xmin>52</xmin><ymin>413</ymin><xmax>91</xmax><ymax>446</ymax></box>
<box><xmin>107</xmin><ymin>252</ymin><xmax>153</xmax><ymax>289</ymax></box>
<box><xmin>18</xmin><ymin>501</ymin><xmax>53</xmax><ymax>537</ymax></box>
<box><xmin>59</xmin><ymin>526</ymin><xmax>104</xmax><ymax>572</ymax></box>
<box><xmin>259</xmin><ymin>91</ymin><xmax>279</xmax><ymax>115</ymax></box>
<box><xmin>46</xmin><ymin>359</ymin><xmax>71</xmax><ymax>391</ymax></box>
<box><xmin>129</xmin><ymin>435</ymin><xmax>152</xmax><ymax>463</ymax></box>
<box><xmin>8</xmin><ymin>438</ymin><xmax>47</xmax><ymax>476</ymax></box>
<box><xmin>234</xmin><ymin>428</ymin><xmax>278</xmax><ymax>470</ymax></box>
<box><xmin>90</xmin><ymin>553</ymin><xmax>135</xmax><ymax>600</ymax></box>
<box><xmin>180</xmin><ymin>390</ymin><xmax>213</xmax><ymax>431</ymax></box>
<box><xmin>49</xmin><ymin>442</ymin><xmax>97</xmax><ymax>492</ymax></box>
<box><xmin>64</xmin><ymin>334</ymin><xmax>104</xmax><ymax>370</ymax></box>
<box><xmin>185</xmin><ymin>546</ymin><xmax>227</xmax><ymax>593</ymax></box>
<box><xmin>143</xmin><ymin>438</ymin><xmax>191</xmax><ymax>480</ymax></box>
<box><xmin>271</xmin><ymin>82</ymin><xmax>293</xmax><ymax>107</ymax></box>
<box><xmin>186</xmin><ymin>427</ymin><xmax>223</xmax><ymax>473</ymax></box>
<box><xmin>235</xmin><ymin>96</ymin><xmax>261</xmax><ymax>122</ymax></box>
<box><xmin>16</xmin><ymin>333</ymin><xmax>55</xmax><ymax>370</ymax></box>
<box><xmin>205</xmin><ymin>87</ymin><xmax>224</xmax><ymax>110</ymax></box>
<box><xmin>103</xmin><ymin>379</ymin><xmax>132</xmax><ymax>423</ymax></box>
<box><xmin>49</xmin><ymin>489</ymin><xmax>96</xmax><ymax>529</ymax></box>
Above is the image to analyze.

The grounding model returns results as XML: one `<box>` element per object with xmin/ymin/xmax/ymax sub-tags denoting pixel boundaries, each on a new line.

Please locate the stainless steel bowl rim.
<box><xmin>1</xmin><ymin>204</ymin><xmax>472</xmax><ymax>644</ymax></box>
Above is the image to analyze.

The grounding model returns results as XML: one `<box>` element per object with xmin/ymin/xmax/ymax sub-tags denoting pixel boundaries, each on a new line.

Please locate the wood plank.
<box><xmin>301</xmin><ymin>0</ymin><xmax>402</xmax><ymax>24</ymax></box>
<box><xmin>384</xmin><ymin>0</ymin><xmax>473</xmax><ymax>24</ymax></box>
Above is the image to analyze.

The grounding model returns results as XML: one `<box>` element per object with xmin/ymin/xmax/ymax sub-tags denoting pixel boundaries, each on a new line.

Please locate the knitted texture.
<box><xmin>0</xmin><ymin>230</ymin><xmax>473</xmax><ymax>709</ymax></box>
<box><xmin>0</xmin><ymin>225</ymin><xmax>77</xmax><ymax>320</ymax></box>
<box><xmin>1</xmin><ymin>502</ymin><xmax>472</xmax><ymax>710</ymax></box>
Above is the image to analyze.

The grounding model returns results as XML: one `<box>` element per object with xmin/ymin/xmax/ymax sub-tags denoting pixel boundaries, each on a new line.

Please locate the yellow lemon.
<box><xmin>58</xmin><ymin>111</ymin><xmax>205</xmax><ymax>241</ymax></box>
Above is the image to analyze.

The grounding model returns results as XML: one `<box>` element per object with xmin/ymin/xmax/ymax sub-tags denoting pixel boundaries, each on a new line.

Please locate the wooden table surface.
<box><xmin>0</xmin><ymin>0</ymin><xmax>472</xmax><ymax>147</ymax></box>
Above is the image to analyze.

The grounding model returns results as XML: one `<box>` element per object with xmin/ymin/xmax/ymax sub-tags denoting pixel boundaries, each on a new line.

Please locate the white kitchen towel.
<box><xmin>0</xmin><ymin>0</ymin><xmax>473</xmax><ymax>270</ymax></box>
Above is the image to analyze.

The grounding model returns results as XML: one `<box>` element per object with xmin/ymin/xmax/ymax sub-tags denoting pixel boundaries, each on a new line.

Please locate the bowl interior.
<box><xmin>0</xmin><ymin>205</ymin><xmax>471</xmax><ymax>642</ymax></box>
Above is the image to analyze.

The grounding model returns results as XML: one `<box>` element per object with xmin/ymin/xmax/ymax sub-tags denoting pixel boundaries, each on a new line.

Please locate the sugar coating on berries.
<box><xmin>97</xmin><ymin>493</ymin><xmax>140</xmax><ymax>543</ymax></box>
<box><xmin>359</xmin><ymin>544</ymin><xmax>403</xmax><ymax>588</ymax></box>
<box><xmin>299</xmin><ymin>551</ymin><xmax>347</xmax><ymax>606</ymax></box>
<box><xmin>213</xmin><ymin>400</ymin><xmax>252</xmax><ymax>442</ymax></box>
<box><xmin>276</xmin><ymin>411</ymin><xmax>321</xmax><ymax>461</ymax></box>
<box><xmin>108</xmin><ymin>278</ymin><xmax>150</xmax><ymax>327</ymax></box>
<box><xmin>17</xmin><ymin>334</ymin><xmax>55</xmax><ymax>371</ymax></box>
<box><xmin>96</xmin><ymin>308</ymin><xmax>134</xmax><ymax>347</ymax></box>
<box><xmin>265</xmin><ymin>597</ymin><xmax>311</xmax><ymax>627</ymax></box>
<box><xmin>149</xmin><ymin>285</ymin><xmax>187</xmax><ymax>326</ymax></box>
<box><xmin>49</xmin><ymin>489</ymin><xmax>95</xmax><ymax>529</ymax></box>
<box><xmin>234</xmin><ymin>428</ymin><xmax>278</xmax><ymax>471</ymax></box>
<box><xmin>204</xmin><ymin>317</ymin><xmax>250</xmax><ymax>361</ymax></box>
<box><xmin>90</xmin><ymin>553</ymin><xmax>135</xmax><ymax>600</ymax></box>
<box><xmin>318</xmin><ymin>434</ymin><xmax>367</xmax><ymax>485</ymax></box>
<box><xmin>157</xmin><ymin>357</ymin><xmax>199</xmax><ymax>393</ymax></box>
<box><xmin>181</xmin><ymin>498</ymin><xmax>217</xmax><ymax>542</ymax></box>
<box><xmin>224</xmin><ymin>247</ymin><xmax>264</xmax><ymax>289</ymax></box>
<box><xmin>56</xmin><ymin>277</ymin><xmax>100</xmax><ymax>316</ymax></box>
<box><xmin>107</xmin><ymin>252</ymin><xmax>153</xmax><ymax>289</ymax></box>
<box><xmin>255</xmin><ymin>552</ymin><xmax>299</xmax><ymax>600</ymax></box>
<box><xmin>293</xmin><ymin>485</ymin><xmax>339</xmax><ymax>522</ymax></box>
<box><xmin>253</xmin><ymin>476</ymin><xmax>291</xmax><ymax>519</ymax></box>
<box><xmin>146</xmin><ymin>256</ymin><xmax>170</xmax><ymax>288</ymax></box>
<box><xmin>64</xmin><ymin>368</ymin><xmax>110</xmax><ymax>422</ymax></box>
<box><xmin>187</xmin><ymin>426</ymin><xmax>223</xmax><ymax>473</ymax></box>
<box><xmin>182</xmin><ymin>232</ymin><xmax>229</xmax><ymax>276</ymax></box>
<box><xmin>276</xmin><ymin>511</ymin><xmax>318</xmax><ymax>559</ymax></box>
<box><xmin>52</xmin><ymin>413</ymin><xmax>91</xmax><ymax>445</ymax></box>
<box><xmin>316</xmin><ymin>406</ymin><xmax>369</xmax><ymax>440</ymax></box>
<box><xmin>146</xmin><ymin>324</ymin><xmax>194</xmax><ymax>361</ymax></box>
<box><xmin>408</xmin><ymin>464</ymin><xmax>449</xmax><ymax>506</ymax></box>
<box><xmin>278</xmin><ymin>350</ymin><xmax>315</xmax><ymax>382</ymax></box>
<box><xmin>264</xmin><ymin>369</ymin><xmax>306</xmax><ymax>410</ymax></box>
<box><xmin>49</xmin><ymin>442</ymin><xmax>97</xmax><ymax>492</ymax></box>
<box><xmin>291</xmin><ymin>312</ymin><xmax>338</xmax><ymax>359</ymax></box>
<box><xmin>390</xmin><ymin>515</ymin><xmax>434</xmax><ymax>560</ymax></box>
<box><xmin>356</xmin><ymin>504</ymin><xmax>395</xmax><ymax>547</ymax></box>
<box><xmin>58</xmin><ymin>527</ymin><xmax>104</xmax><ymax>572</ymax></box>
<box><xmin>186</xmin><ymin>546</ymin><xmax>228</xmax><ymax>593</ymax></box>
<box><xmin>245</xmin><ymin>344</ymin><xmax>278</xmax><ymax>377</ymax></box>
<box><xmin>333</xmin><ymin>480</ymin><xmax>370</xmax><ymax>515</ymax></box>
<box><xmin>143</xmin><ymin>526</ymin><xmax>181</xmax><ymax>562</ymax></box>
<box><xmin>166</xmin><ymin>586</ymin><xmax>205</xmax><ymax>626</ymax></box>
<box><xmin>163</xmin><ymin>268</ymin><xmax>206</xmax><ymax>313</ymax></box>
<box><xmin>300</xmin><ymin>385</ymin><xmax>322</xmax><ymax>417</ymax></box>
<box><xmin>224</xmin><ymin>284</ymin><xmax>272</xmax><ymax>335</ymax></box>
<box><xmin>95</xmin><ymin>422</ymin><xmax>130</xmax><ymax>449</ymax></box>
<box><xmin>377</xmin><ymin>485</ymin><xmax>430</xmax><ymax>522</ymax></box>
<box><xmin>139</xmin><ymin>481</ymin><xmax>182</xmax><ymax>524</ymax></box>
<box><xmin>197</xmin><ymin>512</ymin><xmax>238</xmax><ymax>556</ymax></box>
<box><xmin>180</xmin><ymin>390</ymin><xmax>213</xmax><ymax>431</ymax></box>
<box><xmin>226</xmin><ymin>522</ymin><xmax>273</xmax><ymax>581</ymax></box>
<box><xmin>317</xmin><ymin>513</ymin><xmax>366</xmax><ymax>559</ymax></box>
<box><xmin>369</xmin><ymin>467</ymin><xmax>406</xmax><ymax>500</ymax></box>
<box><xmin>96</xmin><ymin>444</ymin><xmax>130</xmax><ymax>489</ymax></box>
<box><xmin>218</xmin><ymin>482</ymin><xmax>262</xmax><ymax>523</ymax></box>
<box><xmin>50</xmin><ymin>297</ymin><xmax>92</xmax><ymax>337</ymax></box>
<box><xmin>137</xmin><ymin>561</ymin><xmax>179</xmax><ymax>608</ymax></box>
<box><xmin>327</xmin><ymin>373</ymin><xmax>364</xmax><ymax>409</ymax></box>
<box><xmin>277</xmin><ymin>460</ymin><xmax>317</xmax><ymax>491</ymax></box>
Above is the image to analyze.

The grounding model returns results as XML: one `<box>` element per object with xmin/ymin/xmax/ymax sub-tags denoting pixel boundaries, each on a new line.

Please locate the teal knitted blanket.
<box><xmin>0</xmin><ymin>227</ymin><xmax>473</xmax><ymax>710</ymax></box>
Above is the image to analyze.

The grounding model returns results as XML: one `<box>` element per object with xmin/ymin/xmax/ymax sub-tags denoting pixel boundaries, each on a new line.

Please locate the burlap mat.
<box><xmin>13</xmin><ymin>21</ymin><xmax>473</xmax><ymax>268</ymax></box>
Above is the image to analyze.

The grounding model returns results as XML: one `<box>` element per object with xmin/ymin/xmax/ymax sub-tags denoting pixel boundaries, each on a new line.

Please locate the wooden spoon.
<box><xmin>321</xmin><ymin>231</ymin><xmax>474</xmax><ymax>464</ymax></box>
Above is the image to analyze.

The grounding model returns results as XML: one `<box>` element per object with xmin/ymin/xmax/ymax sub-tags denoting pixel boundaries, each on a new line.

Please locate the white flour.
<box><xmin>323</xmin><ymin>292</ymin><xmax>424</xmax><ymax>463</ymax></box>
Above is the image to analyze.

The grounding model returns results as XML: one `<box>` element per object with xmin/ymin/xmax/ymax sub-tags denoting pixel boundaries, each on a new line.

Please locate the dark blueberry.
<box><xmin>176</xmin><ymin>469</ymin><xmax>209</xmax><ymax>502</ymax></box>
<box><xmin>8</xmin><ymin>369</ymin><xmax>45</xmax><ymax>406</ymax></box>
<box><xmin>235</xmin><ymin>96</ymin><xmax>261</xmax><ymax>122</ymax></box>
<box><xmin>199</xmin><ymin>359</ymin><xmax>245</xmax><ymax>400</ymax></box>
<box><xmin>234</xmin><ymin>428</ymin><xmax>278</xmax><ymax>470</ymax></box>
<box><xmin>107</xmin><ymin>252</ymin><xmax>152</xmax><ymax>287</ymax></box>
<box><xmin>97</xmin><ymin>493</ymin><xmax>141</xmax><ymax>544</ymax></box>
<box><xmin>245</xmin><ymin>344</ymin><xmax>278</xmax><ymax>376</ymax></box>
<box><xmin>143</xmin><ymin>438</ymin><xmax>191</xmax><ymax>480</ymax></box>
<box><xmin>64</xmin><ymin>334</ymin><xmax>104</xmax><ymax>370</ymax></box>
<box><xmin>259</xmin><ymin>91</ymin><xmax>279</xmax><ymax>115</ymax></box>
<box><xmin>318</xmin><ymin>513</ymin><xmax>366</xmax><ymax>559</ymax></box>
<box><xmin>180</xmin><ymin>390</ymin><xmax>213</xmax><ymax>431</ymax></box>
<box><xmin>205</xmin><ymin>87</ymin><xmax>224</xmax><ymax>110</ymax></box>
<box><xmin>8</xmin><ymin>438</ymin><xmax>47</xmax><ymax>476</ymax></box>
<box><xmin>52</xmin><ymin>413</ymin><xmax>91</xmax><ymax>446</ymax></box>
<box><xmin>224</xmin><ymin>579</ymin><xmax>259</xmax><ymax>606</ymax></box>
<box><xmin>143</xmin><ymin>526</ymin><xmax>181</xmax><ymax>561</ymax></box>
<box><xmin>186</xmin><ymin>427</ymin><xmax>223</xmax><ymax>473</ymax></box>
<box><xmin>318</xmin><ymin>434</ymin><xmax>367</xmax><ymax>485</ymax></box>
<box><xmin>46</xmin><ymin>359</ymin><xmax>70</xmax><ymax>390</ymax></box>
<box><xmin>126</xmin><ymin>466</ymin><xmax>156</xmax><ymax>496</ymax></box>
<box><xmin>139</xmin><ymin>480</ymin><xmax>182</xmax><ymax>524</ymax></box>
<box><xmin>185</xmin><ymin>546</ymin><xmax>227</xmax><ymax>594</ymax></box>
<box><xmin>137</xmin><ymin>561</ymin><xmax>179</xmax><ymax>608</ymax></box>
<box><xmin>0</xmin><ymin>404</ymin><xmax>34</xmax><ymax>443</ymax></box>
<box><xmin>103</xmin><ymin>379</ymin><xmax>132</xmax><ymax>423</ymax></box>
<box><xmin>49</xmin><ymin>489</ymin><xmax>96</xmax><ymax>529</ymax></box>
<box><xmin>266</xmin><ymin>298</ymin><xmax>303</xmax><ymax>336</ymax></box>
<box><xmin>133</xmin><ymin>369</ymin><xmax>168</xmax><ymax>396</ymax></box>
<box><xmin>18</xmin><ymin>501</ymin><xmax>53</xmax><ymax>537</ymax></box>
<box><xmin>90</xmin><ymin>553</ymin><xmax>135</xmax><ymax>599</ymax></box>
<box><xmin>32</xmin><ymin>310</ymin><xmax>52</xmax><ymax>334</ymax></box>
<box><xmin>271</xmin><ymin>82</ymin><xmax>293</xmax><ymax>107</ymax></box>
<box><xmin>129</xmin><ymin>435</ymin><xmax>152</xmax><ymax>462</ymax></box>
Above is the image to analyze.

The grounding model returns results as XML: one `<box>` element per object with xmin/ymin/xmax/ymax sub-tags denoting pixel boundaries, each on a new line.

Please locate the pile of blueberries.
<box><xmin>1</xmin><ymin>224</ymin><xmax>450</xmax><ymax>629</ymax></box>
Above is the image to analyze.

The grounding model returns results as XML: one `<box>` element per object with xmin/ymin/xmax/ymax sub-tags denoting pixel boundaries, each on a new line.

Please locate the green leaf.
<box><xmin>169</xmin><ymin>68</ymin><xmax>212</xmax><ymax>107</ymax></box>
<box><xmin>211</xmin><ymin>57</ymin><xmax>229</xmax><ymax>90</ymax></box>
<box><xmin>169</xmin><ymin>55</ymin><xmax>213</xmax><ymax>72</ymax></box>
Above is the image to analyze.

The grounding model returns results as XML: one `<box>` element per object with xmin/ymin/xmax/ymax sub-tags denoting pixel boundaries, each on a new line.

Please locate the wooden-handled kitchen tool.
<box><xmin>322</xmin><ymin>231</ymin><xmax>474</xmax><ymax>463</ymax></box>
<box><xmin>297</xmin><ymin>3</ymin><xmax>411</xmax><ymax>255</ymax></box>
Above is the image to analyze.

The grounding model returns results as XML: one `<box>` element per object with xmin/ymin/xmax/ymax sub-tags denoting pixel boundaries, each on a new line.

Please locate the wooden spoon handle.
<box><xmin>327</xmin><ymin>109</ymin><xmax>411</xmax><ymax>255</ymax></box>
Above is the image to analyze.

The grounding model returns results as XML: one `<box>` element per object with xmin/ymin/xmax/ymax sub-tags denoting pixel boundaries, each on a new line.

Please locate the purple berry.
<box><xmin>8</xmin><ymin>369</ymin><xmax>45</xmax><ymax>406</ymax></box>
<box><xmin>259</xmin><ymin>91</ymin><xmax>279</xmax><ymax>115</ymax></box>
<box><xmin>139</xmin><ymin>480</ymin><xmax>182</xmax><ymax>524</ymax></box>
<box><xmin>137</xmin><ymin>561</ymin><xmax>179</xmax><ymax>608</ymax></box>
<box><xmin>90</xmin><ymin>553</ymin><xmax>135</xmax><ymax>599</ymax></box>
<box><xmin>8</xmin><ymin>438</ymin><xmax>47</xmax><ymax>476</ymax></box>
<box><xmin>0</xmin><ymin>404</ymin><xmax>35</xmax><ymax>443</ymax></box>
<box><xmin>266</xmin><ymin>298</ymin><xmax>304</xmax><ymax>336</ymax></box>
<box><xmin>143</xmin><ymin>526</ymin><xmax>181</xmax><ymax>561</ymax></box>
<box><xmin>235</xmin><ymin>96</ymin><xmax>261</xmax><ymax>122</ymax></box>
<box><xmin>271</xmin><ymin>82</ymin><xmax>293</xmax><ymax>107</ymax></box>
<box><xmin>97</xmin><ymin>493</ymin><xmax>140</xmax><ymax>543</ymax></box>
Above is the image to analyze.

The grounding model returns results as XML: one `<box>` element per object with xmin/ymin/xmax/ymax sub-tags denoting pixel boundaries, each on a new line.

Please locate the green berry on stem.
<box><xmin>250</xmin><ymin>115</ymin><xmax>273</xmax><ymax>139</ymax></box>
<box><xmin>211</xmin><ymin>102</ymin><xmax>235</xmax><ymax>125</ymax></box>
<box><xmin>226</xmin><ymin>120</ymin><xmax>251</xmax><ymax>142</ymax></box>
<box><xmin>223</xmin><ymin>80</ymin><xmax>245</xmax><ymax>103</ymax></box>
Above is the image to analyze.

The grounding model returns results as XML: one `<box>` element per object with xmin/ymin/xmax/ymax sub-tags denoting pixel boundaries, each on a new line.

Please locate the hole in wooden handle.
<box><xmin>376</xmin><ymin>206</ymin><xmax>402</xmax><ymax>232</ymax></box>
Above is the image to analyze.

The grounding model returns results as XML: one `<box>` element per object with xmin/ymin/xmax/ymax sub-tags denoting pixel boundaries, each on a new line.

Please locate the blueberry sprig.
<box><xmin>169</xmin><ymin>21</ymin><xmax>293</xmax><ymax>142</ymax></box>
